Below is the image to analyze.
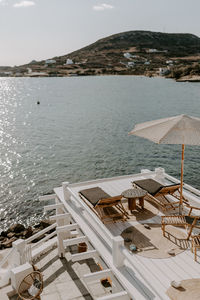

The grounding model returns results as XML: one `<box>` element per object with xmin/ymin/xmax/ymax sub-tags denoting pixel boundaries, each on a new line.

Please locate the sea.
<box><xmin>1</xmin><ymin>75</ymin><xmax>200</xmax><ymax>230</ymax></box>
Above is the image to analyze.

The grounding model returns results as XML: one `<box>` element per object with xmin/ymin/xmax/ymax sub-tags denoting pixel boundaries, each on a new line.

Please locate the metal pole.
<box><xmin>179</xmin><ymin>144</ymin><xmax>185</xmax><ymax>214</ymax></box>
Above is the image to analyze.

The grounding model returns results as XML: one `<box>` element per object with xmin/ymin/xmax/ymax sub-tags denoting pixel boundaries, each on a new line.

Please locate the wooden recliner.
<box><xmin>133</xmin><ymin>179</ymin><xmax>182</xmax><ymax>211</ymax></box>
<box><xmin>79</xmin><ymin>187</ymin><xmax>128</xmax><ymax>224</ymax></box>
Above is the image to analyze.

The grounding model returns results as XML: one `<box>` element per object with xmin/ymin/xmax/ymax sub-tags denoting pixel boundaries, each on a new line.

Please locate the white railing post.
<box><xmin>55</xmin><ymin>196</ymin><xmax>63</xmax><ymax>214</ymax></box>
<box><xmin>141</xmin><ymin>169</ymin><xmax>151</xmax><ymax>173</ymax></box>
<box><xmin>56</xmin><ymin>229</ymin><xmax>65</xmax><ymax>258</ymax></box>
<box><xmin>62</xmin><ymin>181</ymin><xmax>71</xmax><ymax>202</ymax></box>
<box><xmin>155</xmin><ymin>167</ymin><xmax>165</xmax><ymax>182</ymax></box>
<box><xmin>112</xmin><ymin>236</ymin><xmax>124</xmax><ymax>268</ymax></box>
<box><xmin>12</xmin><ymin>239</ymin><xmax>26</xmax><ymax>265</ymax></box>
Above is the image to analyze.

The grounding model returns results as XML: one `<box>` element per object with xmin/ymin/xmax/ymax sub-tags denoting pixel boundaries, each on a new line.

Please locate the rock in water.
<box><xmin>23</xmin><ymin>226</ymin><xmax>33</xmax><ymax>238</ymax></box>
<box><xmin>9</xmin><ymin>224</ymin><xmax>25</xmax><ymax>233</ymax></box>
<box><xmin>39</xmin><ymin>220</ymin><xmax>53</xmax><ymax>229</ymax></box>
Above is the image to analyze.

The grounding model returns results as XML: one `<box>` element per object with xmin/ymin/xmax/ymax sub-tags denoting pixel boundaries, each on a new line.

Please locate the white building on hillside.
<box><xmin>66</xmin><ymin>59</ymin><xmax>74</xmax><ymax>65</ymax></box>
<box><xmin>124</xmin><ymin>52</ymin><xmax>132</xmax><ymax>59</ymax></box>
<box><xmin>27</xmin><ymin>68</ymin><xmax>32</xmax><ymax>74</ymax></box>
<box><xmin>147</xmin><ymin>49</ymin><xmax>158</xmax><ymax>53</ymax></box>
<box><xmin>127</xmin><ymin>61</ymin><xmax>135</xmax><ymax>67</ymax></box>
<box><xmin>159</xmin><ymin>67</ymin><xmax>170</xmax><ymax>76</ymax></box>
<box><xmin>166</xmin><ymin>60</ymin><xmax>173</xmax><ymax>65</ymax></box>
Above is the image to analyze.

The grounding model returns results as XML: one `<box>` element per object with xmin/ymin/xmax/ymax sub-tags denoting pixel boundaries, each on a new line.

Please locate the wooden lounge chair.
<box><xmin>191</xmin><ymin>235</ymin><xmax>200</xmax><ymax>261</ymax></box>
<box><xmin>79</xmin><ymin>187</ymin><xmax>128</xmax><ymax>224</ymax></box>
<box><xmin>161</xmin><ymin>215</ymin><xmax>200</xmax><ymax>240</ymax></box>
<box><xmin>133</xmin><ymin>178</ymin><xmax>182</xmax><ymax>211</ymax></box>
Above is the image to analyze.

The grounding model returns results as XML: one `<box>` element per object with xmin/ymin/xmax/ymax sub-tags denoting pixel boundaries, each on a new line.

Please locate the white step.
<box><xmin>71</xmin><ymin>250</ymin><xmax>98</xmax><ymax>262</ymax></box>
<box><xmin>97</xmin><ymin>291</ymin><xmax>129</xmax><ymax>300</ymax></box>
<box><xmin>70</xmin><ymin>230</ymin><xmax>79</xmax><ymax>237</ymax></box>
<box><xmin>26</xmin><ymin>223</ymin><xmax>56</xmax><ymax>243</ymax></box>
<box><xmin>56</xmin><ymin>223</ymin><xmax>79</xmax><ymax>233</ymax></box>
<box><xmin>49</xmin><ymin>213</ymin><xmax>70</xmax><ymax>221</ymax></box>
<box><xmin>39</xmin><ymin>194</ymin><xmax>56</xmax><ymax>201</ymax></box>
<box><xmin>63</xmin><ymin>236</ymin><xmax>88</xmax><ymax>247</ymax></box>
<box><xmin>32</xmin><ymin>237</ymin><xmax>57</xmax><ymax>260</ymax></box>
<box><xmin>83</xmin><ymin>269</ymin><xmax>112</xmax><ymax>283</ymax></box>
<box><xmin>44</xmin><ymin>203</ymin><xmax>64</xmax><ymax>212</ymax></box>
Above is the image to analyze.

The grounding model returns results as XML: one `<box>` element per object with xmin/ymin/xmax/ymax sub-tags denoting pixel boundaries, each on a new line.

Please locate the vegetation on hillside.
<box><xmin>1</xmin><ymin>30</ymin><xmax>200</xmax><ymax>80</ymax></box>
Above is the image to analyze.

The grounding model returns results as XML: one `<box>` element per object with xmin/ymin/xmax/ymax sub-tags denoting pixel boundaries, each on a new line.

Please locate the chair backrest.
<box><xmin>155</xmin><ymin>184</ymin><xmax>180</xmax><ymax>196</ymax></box>
<box><xmin>97</xmin><ymin>195</ymin><xmax>122</xmax><ymax>206</ymax></box>
<box><xmin>18</xmin><ymin>271</ymin><xmax>43</xmax><ymax>299</ymax></box>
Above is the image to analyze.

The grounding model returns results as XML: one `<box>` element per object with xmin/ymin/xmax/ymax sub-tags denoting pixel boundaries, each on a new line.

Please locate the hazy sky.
<box><xmin>1</xmin><ymin>0</ymin><xmax>200</xmax><ymax>66</ymax></box>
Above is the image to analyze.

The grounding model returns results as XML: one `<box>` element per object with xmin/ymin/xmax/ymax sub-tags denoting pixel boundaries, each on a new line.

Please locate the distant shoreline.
<box><xmin>0</xmin><ymin>74</ymin><xmax>200</xmax><ymax>82</ymax></box>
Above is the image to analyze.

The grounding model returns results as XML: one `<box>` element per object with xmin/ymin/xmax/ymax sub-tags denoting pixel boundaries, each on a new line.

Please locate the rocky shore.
<box><xmin>0</xmin><ymin>220</ymin><xmax>54</xmax><ymax>249</ymax></box>
<box><xmin>176</xmin><ymin>75</ymin><xmax>200</xmax><ymax>82</ymax></box>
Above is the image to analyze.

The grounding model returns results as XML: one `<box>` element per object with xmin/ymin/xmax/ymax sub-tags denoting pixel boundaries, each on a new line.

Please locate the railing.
<box><xmin>21</xmin><ymin>244</ymin><xmax>32</xmax><ymax>264</ymax></box>
<box><xmin>69</xmin><ymin>190</ymin><xmax>113</xmax><ymax>249</ymax></box>
<box><xmin>165</xmin><ymin>172</ymin><xmax>200</xmax><ymax>197</ymax></box>
<box><xmin>121</xmin><ymin>246</ymin><xmax>164</xmax><ymax>299</ymax></box>
<box><xmin>26</xmin><ymin>223</ymin><xmax>57</xmax><ymax>245</ymax></box>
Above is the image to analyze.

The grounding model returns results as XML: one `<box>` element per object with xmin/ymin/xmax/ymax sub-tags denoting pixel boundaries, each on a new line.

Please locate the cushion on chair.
<box><xmin>133</xmin><ymin>179</ymin><xmax>179</xmax><ymax>196</ymax></box>
<box><xmin>79</xmin><ymin>187</ymin><xmax>110</xmax><ymax>206</ymax></box>
<box><xmin>133</xmin><ymin>179</ymin><xmax>164</xmax><ymax>195</ymax></box>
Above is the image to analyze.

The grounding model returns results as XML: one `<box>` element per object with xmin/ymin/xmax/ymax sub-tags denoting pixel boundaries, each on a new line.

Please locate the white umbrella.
<box><xmin>129</xmin><ymin>114</ymin><xmax>200</xmax><ymax>213</ymax></box>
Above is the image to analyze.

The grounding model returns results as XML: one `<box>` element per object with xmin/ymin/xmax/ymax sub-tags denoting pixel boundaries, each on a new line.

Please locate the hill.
<box><xmin>1</xmin><ymin>30</ymin><xmax>200</xmax><ymax>79</ymax></box>
<box><xmin>70</xmin><ymin>30</ymin><xmax>200</xmax><ymax>56</ymax></box>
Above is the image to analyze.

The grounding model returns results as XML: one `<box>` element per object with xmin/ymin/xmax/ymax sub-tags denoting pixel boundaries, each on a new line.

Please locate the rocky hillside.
<box><xmin>1</xmin><ymin>30</ymin><xmax>200</xmax><ymax>79</ymax></box>
<box><xmin>70</xmin><ymin>31</ymin><xmax>200</xmax><ymax>57</ymax></box>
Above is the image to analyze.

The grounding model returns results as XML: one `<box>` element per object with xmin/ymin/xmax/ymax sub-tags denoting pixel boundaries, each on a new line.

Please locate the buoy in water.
<box><xmin>37</xmin><ymin>101</ymin><xmax>40</xmax><ymax>105</ymax></box>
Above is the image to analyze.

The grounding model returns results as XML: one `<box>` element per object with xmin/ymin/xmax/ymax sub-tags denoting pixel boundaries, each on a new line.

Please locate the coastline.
<box><xmin>0</xmin><ymin>73</ymin><xmax>199</xmax><ymax>82</ymax></box>
<box><xmin>176</xmin><ymin>75</ymin><xmax>200</xmax><ymax>82</ymax></box>
<box><xmin>0</xmin><ymin>220</ymin><xmax>54</xmax><ymax>250</ymax></box>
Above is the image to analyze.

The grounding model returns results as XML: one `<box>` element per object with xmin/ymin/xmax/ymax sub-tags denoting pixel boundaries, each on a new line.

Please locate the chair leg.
<box><xmin>191</xmin><ymin>240</ymin><xmax>194</xmax><ymax>253</ymax></box>
<box><xmin>188</xmin><ymin>207</ymin><xmax>192</xmax><ymax>216</ymax></box>
<box><xmin>162</xmin><ymin>224</ymin><xmax>165</xmax><ymax>236</ymax></box>
<box><xmin>187</xmin><ymin>218</ymin><xmax>198</xmax><ymax>240</ymax></box>
<box><xmin>187</xmin><ymin>225</ymin><xmax>193</xmax><ymax>240</ymax></box>
<box><xmin>195</xmin><ymin>247</ymin><xmax>197</xmax><ymax>261</ymax></box>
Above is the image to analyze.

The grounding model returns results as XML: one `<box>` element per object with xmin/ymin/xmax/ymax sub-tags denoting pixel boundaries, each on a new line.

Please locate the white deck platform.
<box><xmin>54</xmin><ymin>169</ymin><xmax>200</xmax><ymax>300</ymax></box>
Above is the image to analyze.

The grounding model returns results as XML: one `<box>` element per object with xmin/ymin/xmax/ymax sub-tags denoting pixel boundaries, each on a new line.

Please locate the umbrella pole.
<box><xmin>179</xmin><ymin>144</ymin><xmax>185</xmax><ymax>214</ymax></box>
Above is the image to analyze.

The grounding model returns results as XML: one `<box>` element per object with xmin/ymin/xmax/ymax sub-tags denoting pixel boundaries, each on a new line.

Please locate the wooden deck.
<box><xmin>54</xmin><ymin>169</ymin><xmax>200</xmax><ymax>300</ymax></box>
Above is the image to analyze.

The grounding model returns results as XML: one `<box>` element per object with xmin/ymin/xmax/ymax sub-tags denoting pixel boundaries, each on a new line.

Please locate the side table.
<box><xmin>121</xmin><ymin>188</ymin><xmax>147</xmax><ymax>213</ymax></box>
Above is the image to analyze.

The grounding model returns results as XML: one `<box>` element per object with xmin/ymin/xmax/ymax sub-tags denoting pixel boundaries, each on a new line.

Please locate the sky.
<box><xmin>1</xmin><ymin>0</ymin><xmax>200</xmax><ymax>66</ymax></box>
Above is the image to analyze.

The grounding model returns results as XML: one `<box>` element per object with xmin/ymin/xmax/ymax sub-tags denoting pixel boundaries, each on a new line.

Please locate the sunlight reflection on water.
<box><xmin>0</xmin><ymin>76</ymin><xmax>200</xmax><ymax>230</ymax></box>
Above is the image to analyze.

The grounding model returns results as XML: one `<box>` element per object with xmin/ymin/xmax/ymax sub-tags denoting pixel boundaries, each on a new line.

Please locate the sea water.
<box><xmin>1</xmin><ymin>76</ymin><xmax>200</xmax><ymax>229</ymax></box>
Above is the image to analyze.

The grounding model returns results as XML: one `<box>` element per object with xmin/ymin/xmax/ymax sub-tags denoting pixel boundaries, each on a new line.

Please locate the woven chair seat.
<box><xmin>193</xmin><ymin>236</ymin><xmax>200</xmax><ymax>246</ymax></box>
<box><xmin>162</xmin><ymin>216</ymin><xmax>186</xmax><ymax>225</ymax></box>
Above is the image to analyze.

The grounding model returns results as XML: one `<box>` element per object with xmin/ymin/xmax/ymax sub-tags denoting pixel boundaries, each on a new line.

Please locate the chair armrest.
<box><xmin>163</xmin><ymin>201</ymin><xmax>180</xmax><ymax>207</ymax></box>
<box><xmin>186</xmin><ymin>205</ymin><xmax>200</xmax><ymax>210</ymax></box>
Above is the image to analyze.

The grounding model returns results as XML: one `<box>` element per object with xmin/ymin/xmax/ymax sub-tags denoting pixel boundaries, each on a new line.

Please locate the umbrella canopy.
<box><xmin>129</xmin><ymin>114</ymin><xmax>200</xmax><ymax>212</ymax></box>
<box><xmin>129</xmin><ymin>114</ymin><xmax>200</xmax><ymax>145</ymax></box>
